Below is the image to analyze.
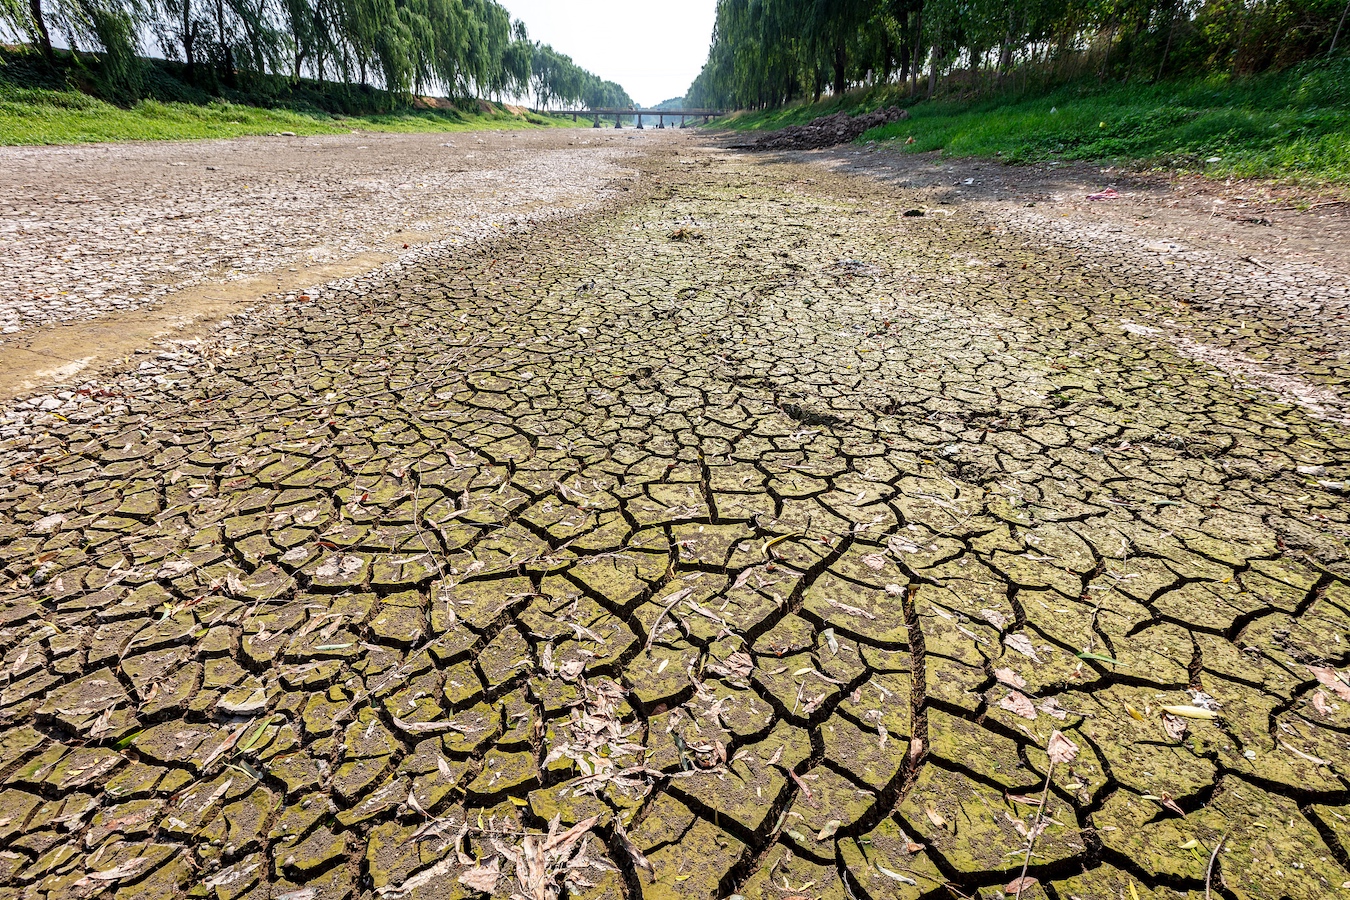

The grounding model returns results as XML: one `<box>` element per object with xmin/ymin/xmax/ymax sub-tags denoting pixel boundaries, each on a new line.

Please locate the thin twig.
<box><xmin>1014</xmin><ymin>761</ymin><xmax>1056</xmax><ymax>898</ymax></box>
<box><xmin>1205</xmin><ymin>832</ymin><xmax>1229</xmax><ymax>900</ymax></box>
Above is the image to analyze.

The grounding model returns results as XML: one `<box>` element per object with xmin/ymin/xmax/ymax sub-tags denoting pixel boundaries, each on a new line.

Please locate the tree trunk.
<box><xmin>1157</xmin><ymin>1</ymin><xmax>1177</xmax><ymax>81</ymax></box>
<box><xmin>1232</xmin><ymin>0</ymin><xmax>1255</xmax><ymax>74</ymax></box>
<box><xmin>927</xmin><ymin>45</ymin><xmax>938</xmax><ymax>99</ymax></box>
<box><xmin>832</xmin><ymin>38</ymin><xmax>846</xmax><ymax>95</ymax></box>
<box><xmin>27</xmin><ymin>0</ymin><xmax>55</xmax><ymax>61</ymax></box>
<box><xmin>215</xmin><ymin>0</ymin><xmax>235</xmax><ymax>86</ymax></box>
<box><xmin>910</xmin><ymin>10</ymin><xmax>922</xmax><ymax>95</ymax></box>
<box><xmin>813</xmin><ymin>66</ymin><xmax>823</xmax><ymax>102</ymax></box>
<box><xmin>1100</xmin><ymin>22</ymin><xmax>1116</xmax><ymax>81</ymax></box>
<box><xmin>1331</xmin><ymin>0</ymin><xmax>1349</xmax><ymax>54</ymax></box>
<box><xmin>997</xmin><ymin>10</ymin><xmax>1016</xmax><ymax>88</ymax></box>
<box><xmin>182</xmin><ymin>0</ymin><xmax>196</xmax><ymax>82</ymax></box>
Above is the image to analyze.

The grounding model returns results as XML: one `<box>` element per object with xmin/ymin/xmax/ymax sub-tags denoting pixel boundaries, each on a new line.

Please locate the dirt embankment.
<box><xmin>732</xmin><ymin>106</ymin><xmax>909</xmax><ymax>150</ymax></box>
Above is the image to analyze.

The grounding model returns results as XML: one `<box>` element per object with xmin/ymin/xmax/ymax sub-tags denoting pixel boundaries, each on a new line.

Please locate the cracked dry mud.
<box><xmin>1</xmin><ymin>137</ymin><xmax>1349</xmax><ymax>900</ymax></box>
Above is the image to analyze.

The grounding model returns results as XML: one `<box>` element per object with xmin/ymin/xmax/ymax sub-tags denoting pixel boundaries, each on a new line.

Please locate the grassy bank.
<box><xmin>0</xmin><ymin>48</ymin><xmax>574</xmax><ymax>145</ymax></box>
<box><xmin>0</xmin><ymin>92</ymin><xmax>573</xmax><ymax>145</ymax></box>
<box><xmin>722</xmin><ymin>59</ymin><xmax>1350</xmax><ymax>183</ymax></box>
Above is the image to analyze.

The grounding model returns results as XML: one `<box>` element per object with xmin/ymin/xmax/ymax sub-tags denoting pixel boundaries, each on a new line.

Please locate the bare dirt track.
<box><xmin>1</xmin><ymin>130</ymin><xmax>1349</xmax><ymax>900</ymax></box>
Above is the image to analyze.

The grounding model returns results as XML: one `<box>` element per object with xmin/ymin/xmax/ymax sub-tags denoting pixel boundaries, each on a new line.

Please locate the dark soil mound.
<box><xmin>734</xmin><ymin>106</ymin><xmax>909</xmax><ymax>151</ymax></box>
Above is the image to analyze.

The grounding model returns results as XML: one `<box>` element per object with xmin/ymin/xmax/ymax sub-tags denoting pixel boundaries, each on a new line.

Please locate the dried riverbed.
<box><xmin>0</xmin><ymin>131</ymin><xmax>1348</xmax><ymax>900</ymax></box>
<box><xmin>0</xmin><ymin>129</ymin><xmax>638</xmax><ymax>397</ymax></box>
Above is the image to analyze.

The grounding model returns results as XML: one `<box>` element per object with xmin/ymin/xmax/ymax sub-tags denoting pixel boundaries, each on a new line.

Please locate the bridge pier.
<box><xmin>614</xmin><ymin>114</ymin><xmax>621</xmax><ymax>129</ymax></box>
<box><xmin>594</xmin><ymin>115</ymin><xmax>601</xmax><ymax>128</ymax></box>
<box><xmin>636</xmin><ymin>114</ymin><xmax>643</xmax><ymax>130</ymax></box>
<box><xmin>658</xmin><ymin>115</ymin><xmax>665</xmax><ymax>129</ymax></box>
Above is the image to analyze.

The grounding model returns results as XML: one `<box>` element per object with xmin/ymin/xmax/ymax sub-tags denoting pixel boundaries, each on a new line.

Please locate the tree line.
<box><xmin>530</xmin><ymin>43</ymin><xmax>632</xmax><ymax>110</ymax></box>
<box><xmin>0</xmin><ymin>0</ymin><xmax>631</xmax><ymax>107</ymax></box>
<box><xmin>688</xmin><ymin>0</ymin><xmax>1350</xmax><ymax>108</ymax></box>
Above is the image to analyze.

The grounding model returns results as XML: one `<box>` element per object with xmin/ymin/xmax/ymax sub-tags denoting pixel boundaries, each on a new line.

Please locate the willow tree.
<box><xmin>6</xmin><ymin>0</ymin><xmax>628</xmax><ymax>108</ymax></box>
<box><xmin>690</xmin><ymin>0</ymin><xmax>1350</xmax><ymax>109</ymax></box>
<box><xmin>1</xmin><ymin>0</ymin><xmax>55</xmax><ymax>60</ymax></box>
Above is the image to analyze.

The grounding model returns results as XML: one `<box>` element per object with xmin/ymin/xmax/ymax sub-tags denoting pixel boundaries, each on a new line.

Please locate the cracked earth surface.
<box><xmin>1</xmin><ymin>135</ymin><xmax>1349</xmax><ymax>900</ymax></box>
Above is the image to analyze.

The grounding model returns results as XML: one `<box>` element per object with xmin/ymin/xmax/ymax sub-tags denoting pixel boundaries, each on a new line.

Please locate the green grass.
<box><xmin>0</xmin><ymin>89</ymin><xmax>576</xmax><ymax>145</ymax></box>
<box><xmin>721</xmin><ymin>59</ymin><xmax>1350</xmax><ymax>184</ymax></box>
<box><xmin>0</xmin><ymin>48</ymin><xmax>576</xmax><ymax>145</ymax></box>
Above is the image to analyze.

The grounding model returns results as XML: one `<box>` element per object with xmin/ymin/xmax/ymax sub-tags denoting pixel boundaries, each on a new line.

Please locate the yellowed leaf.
<box><xmin>1161</xmin><ymin>705</ymin><xmax>1218</xmax><ymax>720</ymax></box>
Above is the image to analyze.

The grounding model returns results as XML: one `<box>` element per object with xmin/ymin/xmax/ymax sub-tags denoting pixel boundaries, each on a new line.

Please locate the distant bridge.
<box><xmin>550</xmin><ymin>108</ymin><xmax>729</xmax><ymax>129</ymax></box>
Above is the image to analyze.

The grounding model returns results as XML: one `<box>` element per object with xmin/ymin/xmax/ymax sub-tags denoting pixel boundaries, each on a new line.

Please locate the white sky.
<box><xmin>499</xmin><ymin>0</ymin><xmax>717</xmax><ymax>107</ymax></box>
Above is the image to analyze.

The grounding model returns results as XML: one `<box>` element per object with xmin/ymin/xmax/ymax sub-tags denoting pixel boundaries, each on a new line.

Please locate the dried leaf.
<box><xmin>515</xmin><ymin>835</ymin><xmax>549</xmax><ymax>900</ymax></box>
<box><xmin>1046</xmin><ymin>730</ymin><xmax>1079</xmax><ymax>765</ymax></box>
<box><xmin>645</xmin><ymin>588</ymin><xmax>693</xmax><ymax>651</ymax></box>
<box><xmin>1038</xmin><ymin>698</ymin><xmax>1069</xmax><ymax>720</ymax></box>
<box><xmin>1162</xmin><ymin>713</ymin><xmax>1187</xmax><ymax>742</ymax></box>
<box><xmin>390</xmin><ymin>714</ymin><xmax>476</xmax><ymax>735</ymax></box>
<box><xmin>613</xmin><ymin>818</ymin><xmax>654</xmax><ymax>880</ymax></box>
<box><xmin>981</xmin><ymin>608</ymin><xmax>1009</xmax><ymax>630</ymax></box>
<box><xmin>1308</xmin><ymin>666</ymin><xmax>1350</xmax><ymax>702</ymax></box>
<box><xmin>994</xmin><ymin>667</ymin><xmax>1026</xmax><ymax>689</ymax></box>
<box><xmin>544</xmin><ymin>814</ymin><xmax>600</xmax><ymax>854</ymax></box>
<box><xmin>457</xmin><ymin>858</ymin><xmax>501</xmax><ymax>893</ymax></box>
<box><xmin>200</xmin><ymin>721</ymin><xmax>251</xmax><ymax>770</ymax></box>
<box><xmin>887</xmin><ymin>535</ymin><xmax>921</xmax><ymax>555</ymax></box>
<box><xmin>1000</xmin><ymin>691</ymin><xmax>1038</xmax><ymax>721</ymax></box>
<box><xmin>454</xmin><ymin>824</ymin><xmax>474</xmax><ymax>865</ymax></box>
<box><xmin>79</xmin><ymin>858</ymin><xmax>150</xmax><ymax>882</ymax></box>
<box><xmin>1006</xmin><ymin>876</ymin><xmax>1038</xmax><ymax>894</ymax></box>
<box><xmin>1312</xmin><ymin>690</ymin><xmax>1334</xmax><ymax>716</ymax></box>
<box><xmin>816</xmin><ymin>819</ymin><xmax>843</xmax><ymax>841</ymax></box>
<box><xmin>876</xmin><ymin>864</ymin><xmax>917</xmax><ymax>885</ymax></box>
<box><xmin>1280</xmin><ymin>740</ymin><xmax>1330</xmax><ymax>766</ymax></box>
<box><xmin>1005</xmin><ymin>633</ymin><xmax>1040</xmax><ymax>661</ymax></box>
<box><xmin>924</xmin><ymin>806</ymin><xmax>947</xmax><ymax>829</ymax></box>
<box><xmin>276</xmin><ymin>890</ymin><xmax>318</xmax><ymax>900</ymax></box>
<box><xmin>725</xmin><ymin>651</ymin><xmax>754</xmax><ymax>678</ymax></box>
<box><xmin>824</xmin><ymin>597</ymin><xmax>876</xmax><ymax>620</ymax></box>
<box><xmin>378</xmin><ymin>857</ymin><xmax>458</xmax><ymax>897</ymax></box>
